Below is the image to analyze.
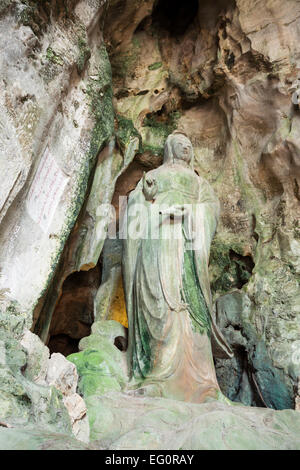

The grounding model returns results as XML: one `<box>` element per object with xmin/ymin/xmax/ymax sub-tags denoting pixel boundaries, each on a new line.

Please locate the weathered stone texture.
<box><xmin>0</xmin><ymin>0</ymin><xmax>299</xmax><ymax>450</ymax></box>
<box><xmin>102</xmin><ymin>0</ymin><xmax>300</xmax><ymax>409</ymax></box>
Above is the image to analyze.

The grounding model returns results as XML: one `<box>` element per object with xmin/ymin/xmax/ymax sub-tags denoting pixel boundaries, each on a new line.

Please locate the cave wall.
<box><xmin>0</xmin><ymin>0</ymin><xmax>114</xmax><ymax>326</ymax></box>
<box><xmin>102</xmin><ymin>0</ymin><xmax>300</xmax><ymax>408</ymax></box>
<box><xmin>0</xmin><ymin>0</ymin><xmax>299</xmax><ymax>424</ymax></box>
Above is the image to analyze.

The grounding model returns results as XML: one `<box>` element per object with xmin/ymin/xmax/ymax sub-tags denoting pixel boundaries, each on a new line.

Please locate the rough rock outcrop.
<box><xmin>0</xmin><ymin>324</ymin><xmax>71</xmax><ymax>434</ymax></box>
<box><xmin>0</xmin><ymin>425</ymin><xmax>93</xmax><ymax>450</ymax></box>
<box><xmin>84</xmin><ymin>393</ymin><xmax>300</xmax><ymax>450</ymax></box>
<box><xmin>46</xmin><ymin>352</ymin><xmax>89</xmax><ymax>442</ymax></box>
<box><xmin>21</xmin><ymin>330</ymin><xmax>89</xmax><ymax>442</ymax></box>
<box><xmin>0</xmin><ymin>0</ymin><xmax>114</xmax><ymax>336</ymax></box>
<box><xmin>0</xmin><ymin>0</ymin><xmax>299</xmax><ymax>450</ymax></box>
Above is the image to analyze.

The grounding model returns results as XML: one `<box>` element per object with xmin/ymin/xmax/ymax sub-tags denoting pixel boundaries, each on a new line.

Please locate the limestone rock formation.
<box><xmin>20</xmin><ymin>328</ymin><xmax>49</xmax><ymax>385</ymax></box>
<box><xmin>103</xmin><ymin>0</ymin><xmax>300</xmax><ymax>410</ymax></box>
<box><xmin>19</xmin><ymin>331</ymin><xmax>89</xmax><ymax>442</ymax></box>
<box><xmin>0</xmin><ymin>325</ymin><xmax>71</xmax><ymax>435</ymax></box>
<box><xmin>0</xmin><ymin>426</ymin><xmax>93</xmax><ymax>450</ymax></box>
<box><xmin>0</xmin><ymin>0</ymin><xmax>299</xmax><ymax>450</ymax></box>
<box><xmin>85</xmin><ymin>393</ymin><xmax>300</xmax><ymax>450</ymax></box>
<box><xmin>46</xmin><ymin>352</ymin><xmax>89</xmax><ymax>442</ymax></box>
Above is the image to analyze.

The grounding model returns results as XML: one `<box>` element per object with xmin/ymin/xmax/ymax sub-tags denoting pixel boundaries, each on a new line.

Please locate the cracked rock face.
<box><xmin>0</xmin><ymin>0</ymin><xmax>299</xmax><ymax>450</ymax></box>
<box><xmin>46</xmin><ymin>352</ymin><xmax>89</xmax><ymax>443</ymax></box>
<box><xmin>20</xmin><ymin>332</ymin><xmax>90</xmax><ymax>443</ymax></box>
<box><xmin>0</xmin><ymin>0</ymin><xmax>120</xmax><ymax>340</ymax></box>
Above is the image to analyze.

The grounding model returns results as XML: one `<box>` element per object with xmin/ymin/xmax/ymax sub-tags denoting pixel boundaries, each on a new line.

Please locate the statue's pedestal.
<box><xmin>67</xmin><ymin>320</ymin><xmax>300</xmax><ymax>450</ymax></box>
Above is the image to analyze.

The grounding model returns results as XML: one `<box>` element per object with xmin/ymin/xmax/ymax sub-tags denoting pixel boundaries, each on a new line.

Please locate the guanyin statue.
<box><xmin>122</xmin><ymin>131</ymin><xmax>232</xmax><ymax>403</ymax></box>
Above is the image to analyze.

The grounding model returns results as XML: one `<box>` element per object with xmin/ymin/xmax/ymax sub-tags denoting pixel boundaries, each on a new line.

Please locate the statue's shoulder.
<box><xmin>195</xmin><ymin>173</ymin><xmax>219</xmax><ymax>204</ymax></box>
<box><xmin>146</xmin><ymin>167</ymin><xmax>161</xmax><ymax>178</ymax></box>
<box><xmin>195</xmin><ymin>172</ymin><xmax>212</xmax><ymax>188</ymax></box>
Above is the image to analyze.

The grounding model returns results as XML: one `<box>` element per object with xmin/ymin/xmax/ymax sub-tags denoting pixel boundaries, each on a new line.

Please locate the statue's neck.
<box><xmin>167</xmin><ymin>160</ymin><xmax>191</xmax><ymax>169</ymax></box>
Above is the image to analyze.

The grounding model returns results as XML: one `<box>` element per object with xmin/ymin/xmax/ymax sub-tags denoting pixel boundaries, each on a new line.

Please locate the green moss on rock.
<box><xmin>142</xmin><ymin>111</ymin><xmax>181</xmax><ymax>156</ymax></box>
<box><xmin>33</xmin><ymin>43</ymin><xmax>115</xmax><ymax>341</ymax></box>
<box><xmin>0</xmin><ymin>329</ymin><xmax>71</xmax><ymax>432</ymax></box>
<box><xmin>116</xmin><ymin>115</ymin><xmax>142</xmax><ymax>151</ymax></box>
<box><xmin>68</xmin><ymin>340</ymin><xmax>126</xmax><ymax>398</ymax></box>
<box><xmin>76</xmin><ymin>37</ymin><xmax>91</xmax><ymax>74</ymax></box>
<box><xmin>209</xmin><ymin>238</ymin><xmax>253</xmax><ymax>295</ymax></box>
<box><xmin>110</xmin><ymin>39</ymin><xmax>141</xmax><ymax>80</ymax></box>
<box><xmin>86</xmin><ymin>45</ymin><xmax>114</xmax><ymax>158</ymax></box>
<box><xmin>46</xmin><ymin>47</ymin><xmax>64</xmax><ymax>66</ymax></box>
<box><xmin>148</xmin><ymin>62</ymin><xmax>162</xmax><ymax>71</ymax></box>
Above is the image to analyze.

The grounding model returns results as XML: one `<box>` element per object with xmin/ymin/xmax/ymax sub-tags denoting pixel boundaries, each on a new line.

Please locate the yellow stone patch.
<box><xmin>107</xmin><ymin>275</ymin><xmax>128</xmax><ymax>328</ymax></box>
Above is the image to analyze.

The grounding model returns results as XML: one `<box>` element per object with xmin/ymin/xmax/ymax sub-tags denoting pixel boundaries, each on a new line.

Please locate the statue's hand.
<box><xmin>142</xmin><ymin>172</ymin><xmax>158</xmax><ymax>201</ymax></box>
<box><xmin>159</xmin><ymin>205</ymin><xmax>190</xmax><ymax>218</ymax></box>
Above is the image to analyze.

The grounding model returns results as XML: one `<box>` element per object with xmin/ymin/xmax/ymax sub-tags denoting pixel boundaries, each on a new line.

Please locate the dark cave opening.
<box><xmin>215</xmin><ymin>343</ymin><xmax>268</xmax><ymax>408</ymax></box>
<box><xmin>48</xmin><ymin>334</ymin><xmax>80</xmax><ymax>357</ymax></box>
<box><xmin>114</xmin><ymin>335</ymin><xmax>128</xmax><ymax>352</ymax></box>
<box><xmin>234</xmin><ymin>346</ymin><xmax>266</xmax><ymax>408</ymax></box>
<box><xmin>152</xmin><ymin>0</ymin><xmax>199</xmax><ymax>36</ymax></box>
<box><xmin>229</xmin><ymin>250</ymin><xmax>255</xmax><ymax>289</ymax></box>
<box><xmin>47</xmin><ymin>265</ymin><xmax>101</xmax><ymax>356</ymax></box>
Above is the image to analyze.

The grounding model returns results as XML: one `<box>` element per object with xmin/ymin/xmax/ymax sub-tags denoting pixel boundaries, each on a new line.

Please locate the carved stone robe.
<box><xmin>122</xmin><ymin>154</ymin><xmax>232</xmax><ymax>403</ymax></box>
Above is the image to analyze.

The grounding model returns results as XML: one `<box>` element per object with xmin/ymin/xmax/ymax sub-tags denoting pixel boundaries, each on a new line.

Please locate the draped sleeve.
<box><xmin>121</xmin><ymin>180</ymin><xmax>147</xmax><ymax>355</ymax></box>
<box><xmin>192</xmin><ymin>175</ymin><xmax>233</xmax><ymax>359</ymax></box>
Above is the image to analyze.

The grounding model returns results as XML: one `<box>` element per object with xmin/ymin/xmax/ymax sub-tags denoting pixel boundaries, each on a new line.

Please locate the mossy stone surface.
<box><xmin>0</xmin><ymin>426</ymin><xmax>92</xmax><ymax>450</ymax></box>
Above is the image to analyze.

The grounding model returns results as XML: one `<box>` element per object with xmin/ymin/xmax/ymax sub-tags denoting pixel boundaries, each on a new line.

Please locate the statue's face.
<box><xmin>171</xmin><ymin>134</ymin><xmax>192</xmax><ymax>165</ymax></box>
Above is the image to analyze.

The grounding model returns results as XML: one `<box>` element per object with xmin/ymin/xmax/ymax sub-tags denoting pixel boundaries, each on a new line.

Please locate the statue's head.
<box><xmin>164</xmin><ymin>131</ymin><xmax>194</xmax><ymax>167</ymax></box>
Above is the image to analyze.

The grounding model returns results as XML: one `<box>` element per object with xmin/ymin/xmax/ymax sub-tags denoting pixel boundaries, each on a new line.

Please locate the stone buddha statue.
<box><xmin>122</xmin><ymin>131</ymin><xmax>232</xmax><ymax>403</ymax></box>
